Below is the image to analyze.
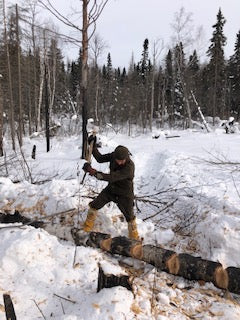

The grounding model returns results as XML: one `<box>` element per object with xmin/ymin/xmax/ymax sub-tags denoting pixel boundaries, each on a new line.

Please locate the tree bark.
<box><xmin>97</xmin><ymin>265</ymin><xmax>132</xmax><ymax>292</ymax></box>
<box><xmin>3</xmin><ymin>294</ymin><xmax>17</xmax><ymax>320</ymax></box>
<box><xmin>3</xmin><ymin>0</ymin><xmax>15</xmax><ymax>151</ymax></box>
<box><xmin>44</xmin><ymin>63</ymin><xmax>50</xmax><ymax>152</ymax></box>
<box><xmin>71</xmin><ymin>230</ymin><xmax>240</xmax><ymax>295</ymax></box>
<box><xmin>16</xmin><ymin>4</ymin><xmax>23</xmax><ymax>147</ymax></box>
<box><xmin>81</xmin><ymin>0</ymin><xmax>88</xmax><ymax>159</ymax></box>
<box><xmin>0</xmin><ymin>76</ymin><xmax>4</xmax><ymax>156</ymax></box>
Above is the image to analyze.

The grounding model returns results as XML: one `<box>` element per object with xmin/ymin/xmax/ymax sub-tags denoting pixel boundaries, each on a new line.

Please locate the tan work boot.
<box><xmin>83</xmin><ymin>207</ymin><xmax>98</xmax><ymax>232</ymax></box>
<box><xmin>128</xmin><ymin>218</ymin><xmax>140</xmax><ymax>240</ymax></box>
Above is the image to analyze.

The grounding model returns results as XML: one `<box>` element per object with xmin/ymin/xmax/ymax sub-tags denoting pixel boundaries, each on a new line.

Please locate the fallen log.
<box><xmin>1</xmin><ymin>214</ymin><xmax>239</xmax><ymax>295</ymax></box>
<box><xmin>71</xmin><ymin>230</ymin><xmax>240</xmax><ymax>295</ymax></box>
<box><xmin>0</xmin><ymin>211</ymin><xmax>44</xmax><ymax>229</ymax></box>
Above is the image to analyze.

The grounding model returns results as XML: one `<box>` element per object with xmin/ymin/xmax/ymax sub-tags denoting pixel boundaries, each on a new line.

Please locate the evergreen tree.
<box><xmin>101</xmin><ymin>53</ymin><xmax>115</xmax><ymax>123</ymax></box>
<box><xmin>187</xmin><ymin>50</ymin><xmax>200</xmax><ymax>118</ymax></box>
<box><xmin>165</xmin><ymin>50</ymin><xmax>174</xmax><ymax>126</ymax></box>
<box><xmin>69</xmin><ymin>49</ymin><xmax>82</xmax><ymax>102</ymax></box>
<box><xmin>227</xmin><ymin>30</ymin><xmax>240</xmax><ymax>119</ymax></box>
<box><xmin>106</xmin><ymin>52</ymin><xmax>113</xmax><ymax>81</ymax></box>
<box><xmin>47</xmin><ymin>38</ymin><xmax>66</xmax><ymax>116</ymax></box>
<box><xmin>173</xmin><ymin>42</ymin><xmax>185</xmax><ymax>121</ymax></box>
<box><xmin>206</xmin><ymin>8</ymin><xmax>227</xmax><ymax>119</ymax></box>
<box><xmin>138</xmin><ymin>38</ymin><xmax>152</xmax><ymax>129</ymax></box>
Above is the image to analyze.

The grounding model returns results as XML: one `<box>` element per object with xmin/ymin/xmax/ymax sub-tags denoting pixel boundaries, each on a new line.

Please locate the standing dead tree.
<box><xmin>38</xmin><ymin>0</ymin><xmax>109</xmax><ymax>158</ymax></box>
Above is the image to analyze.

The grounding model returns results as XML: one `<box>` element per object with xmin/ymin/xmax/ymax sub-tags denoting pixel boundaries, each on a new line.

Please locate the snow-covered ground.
<box><xmin>0</xmin><ymin>127</ymin><xmax>240</xmax><ymax>319</ymax></box>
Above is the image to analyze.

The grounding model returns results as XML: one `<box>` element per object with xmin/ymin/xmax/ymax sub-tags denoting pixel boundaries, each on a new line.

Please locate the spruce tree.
<box><xmin>187</xmin><ymin>50</ymin><xmax>200</xmax><ymax>118</ymax></box>
<box><xmin>173</xmin><ymin>42</ymin><xmax>185</xmax><ymax>123</ymax></box>
<box><xmin>206</xmin><ymin>8</ymin><xmax>227</xmax><ymax>120</ymax></box>
<box><xmin>227</xmin><ymin>30</ymin><xmax>240</xmax><ymax>119</ymax></box>
<box><xmin>165</xmin><ymin>49</ymin><xmax>174</xmax><ymax>126</ymax></box>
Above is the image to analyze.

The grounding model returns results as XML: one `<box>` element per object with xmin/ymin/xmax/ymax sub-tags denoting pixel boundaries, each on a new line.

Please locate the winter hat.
<box><xmin>114</xmin><ymin>145</ymin><xmax>130</xmax><ymax>160</ymax></box>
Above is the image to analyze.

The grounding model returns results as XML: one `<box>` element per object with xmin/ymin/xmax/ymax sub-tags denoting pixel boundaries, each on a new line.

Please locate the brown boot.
<box><xmin>128</xmin><ymin>218</ymin><xmax>140</xmax><ymax>240</ymax></box>
<box><xmin>83</xmin><ymin>207</ymin><xmax>98</xmax><ymax>232</ymax></box>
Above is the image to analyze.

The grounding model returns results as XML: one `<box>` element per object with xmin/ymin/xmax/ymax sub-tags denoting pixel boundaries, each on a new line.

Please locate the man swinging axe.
<box><xmin>82</xmin><ymin>135</ymin><xmax>140</xmax><ymax>240</ymax></box>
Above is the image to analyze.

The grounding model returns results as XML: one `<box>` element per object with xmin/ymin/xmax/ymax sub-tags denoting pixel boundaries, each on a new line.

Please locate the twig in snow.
<box><xmin>32</xmin><ymin>299</ymin><xmax>47</xmax><ymax>319</ymax></box>
<box><xmin>143</xmin><ymin>199</ymin><xmax>178</xmax><ymax>221</ymax></box>
<box><xmin>73</xmin><ymin>246</ymin><xmax>77</xmax><ymax>268</ymax></box>
<box><xmin>41</xmin><ymin>208</ymin><xmax>77</xmax><ymax>220</ymax></box>
<box><xmin>60</xmin><ymin>301</ymin><xmax>65</xmax><ymax>314</ymax></box>
<box><xmin>231</xmin><ymin>173</ymin><xmax>240</xmax><ymax>199</ymax></box>
<box><xmin>53</xmin><ymin>293</ymin><xmax>76</xmax><ymax>304</ymax></box>
<box><xmin>150</xmin><ymin>267</ymin><xmax>157</xmax><ymax>316</ymax></box>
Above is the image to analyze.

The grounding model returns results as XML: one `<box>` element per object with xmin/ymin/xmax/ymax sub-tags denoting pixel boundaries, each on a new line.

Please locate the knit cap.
<box><xmin>114</xmin><ymin>145</ymin><xmax>129</xmax><ymax>160</ymax></box>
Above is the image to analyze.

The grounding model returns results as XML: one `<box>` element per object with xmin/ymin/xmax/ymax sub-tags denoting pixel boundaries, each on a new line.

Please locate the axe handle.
<box><xmin>81</xmin><ymin>132</ymin><xmax>96</xmax><ymax>184</ymax></box>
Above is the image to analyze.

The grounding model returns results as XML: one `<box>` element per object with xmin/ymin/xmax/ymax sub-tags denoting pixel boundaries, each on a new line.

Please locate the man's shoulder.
<box><xmin>127</xmin><ymin>158</ymin><xmax>135</xmax><ymax>168</ymax></box>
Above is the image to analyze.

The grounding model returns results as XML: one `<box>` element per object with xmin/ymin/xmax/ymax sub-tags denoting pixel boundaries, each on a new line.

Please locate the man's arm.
<box><xmin>96</xmin><ymin>162</ymin><xmax>134</xmax><ymax>182</ymax></box>
<box><xmin>92</xmin><ymin>147</ymin><xmax>112</xmax><ymax>163</ymax></box>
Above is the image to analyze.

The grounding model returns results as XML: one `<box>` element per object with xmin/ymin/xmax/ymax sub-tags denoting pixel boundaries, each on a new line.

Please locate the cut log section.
<box><xmin>71</xmin><ymin>230</ymin><xmax>240</xmax><ymax>295</ymax></box>
<box><xmin>97</xmin><ymin>265</ymin><xmax>132</xmax><ymax>292</ymax></box>
<box><xmin>3</xmin><ymin>294</ymin><xmax>17</xmax><ymax>320</ymax></box>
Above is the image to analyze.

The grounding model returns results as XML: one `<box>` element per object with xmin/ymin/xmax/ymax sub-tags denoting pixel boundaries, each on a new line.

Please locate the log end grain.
<box><xmin>100</xmin><ymin>238</ymin><xmax>112</xmax><ymax>252</ymax></box>
<box><xmin>166</xmin><ymin>253</ymin><xmax>180</xmax><ymax>275</ymax></box>
<box><xmin>130</xmin><ymin>244</ymin><xmax>143</xmax><ymax>260</ymax></box>
<box><xmin>214</xmin><ymin>266</ymin><xmax>229</xmax><ymax>290</ymax></box>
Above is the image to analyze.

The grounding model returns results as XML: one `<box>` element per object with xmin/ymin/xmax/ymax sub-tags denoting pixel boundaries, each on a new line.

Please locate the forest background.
<box><xmin>0</xmin><ymin>0</ymin><xmax>240</xmax><ymax>155</ymax></box>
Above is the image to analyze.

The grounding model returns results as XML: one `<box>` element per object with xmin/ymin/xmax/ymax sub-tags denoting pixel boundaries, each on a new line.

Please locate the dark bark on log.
<box><xmin>0</xmin><ymin>211</ymin><xmax>44</xmax><ymax>228</ymax></box>
<box><xmin>226</xmin><ymin>267</ymin><xmax>240</xmax><ymax>294</ymax></box>
<box><xmin>71</xmin><ymin>231</ymin><xmax>240</xmax><ymax>295</ymax></box>
<box><xmin>0</xmin><ymin>211</ymin><xmax>32</xmax><ymax>224</ymax></box>
<box><xmin>97</xmin><ymin>265</ymin><xmax>132</xmax><ymax>292</ymax></box>
<box><xmin>3</xmin><ymin>294</ymin><xmax>17</xmax><ymax>320</ymax></box>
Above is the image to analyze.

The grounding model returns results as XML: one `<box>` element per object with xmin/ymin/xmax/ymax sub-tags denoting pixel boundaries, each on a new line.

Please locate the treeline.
<box><xmin>0</xmin><ymin>5</ymin><xmax>240</xmax><ymax>153</ymax></box>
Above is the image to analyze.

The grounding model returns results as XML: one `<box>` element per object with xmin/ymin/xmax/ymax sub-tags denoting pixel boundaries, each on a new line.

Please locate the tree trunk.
<box><xmin>0</xmin><ymin>77</ymin><xmax>4</xmax><ymax>156</ymax></box>
<box><xmin>37</xmin><ymin>54</ymin><xmax>44</xmax><ymax>132</ymax></box>
<box><xmin>44</xmin><ymin>63</ymin><xmax>50</xmax><ymax>152</ymax></box>
<box><xmin>3</xmin><ymin>0</ymin><xmax>15</xmax><ymax>151</ymax></box>
<box><xmin>71</xmin><ymin>230</ymin><xmax>240</xmax><ymax>295</ymax></box>
<box><xmin>97</xmin><ymin>265</ymin><xmax>132</xmax><ymax>292</ymax></box>
<box><xmin>81</xmin><ymin>0</ymin><xmax>88</xmax><ymax>159</ymax></box>
<box><xmin>16</xmin><ymin>4</ymin><xmax>23</xmax><ymax>146</ymax></box>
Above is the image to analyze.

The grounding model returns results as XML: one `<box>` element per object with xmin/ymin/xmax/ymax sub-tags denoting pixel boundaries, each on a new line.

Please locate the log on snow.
<box><xmin>0</xmin><ymin>211</ymin><xmax>44</xmax><ymax>229</ymax></box>
<box><xmin>97</xmin><ymin>265</ymin><xmax>132</xmax><ymax>292</ymax></box>
<box><xmin>71</xmin><ymin>230</ymin><xmax>240</xmax><ymax>295</ymax></box>
<box><xmin>3</xmin><ymin>294</ymin><xmax>17</xmax><ymax>320</ymax></box>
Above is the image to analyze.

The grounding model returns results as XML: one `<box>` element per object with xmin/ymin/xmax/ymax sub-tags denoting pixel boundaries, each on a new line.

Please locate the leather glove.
<box><xmin>82</xmin><ymin>162</ymin><xmax>97</xmax><ymax>176</ymax></box>
<box><xmin>88</xmin><ymin>134</ymin><xmax>97</xmax><ymax>146</ymax></box>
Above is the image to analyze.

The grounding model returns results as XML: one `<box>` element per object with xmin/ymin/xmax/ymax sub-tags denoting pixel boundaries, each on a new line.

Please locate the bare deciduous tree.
<box><xmin>38</xmin><ymin>0</ymin><xmax>109</xmax><ymax>158</ymax></box>
<box><xmin>150</xmin><ymin>38</ymin><xmax>164</xmax><ymax>131</ymax></box>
